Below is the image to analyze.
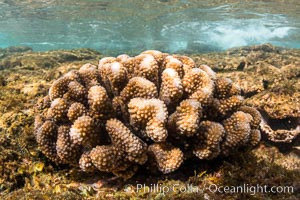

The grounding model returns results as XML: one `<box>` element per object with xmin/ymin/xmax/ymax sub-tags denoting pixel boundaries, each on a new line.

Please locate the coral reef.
<box><xmin>0</xmin><ymin>45</ymin><xmax>299</xmax><ymax>199</ymax></box>
<box><xmin>34</xmin><ymin>50</ymin><xmax>262</xmax><ymax>178</ymax></box>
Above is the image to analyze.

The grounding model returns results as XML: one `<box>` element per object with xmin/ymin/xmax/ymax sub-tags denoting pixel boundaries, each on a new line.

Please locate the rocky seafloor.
<box><xmin>0</xmin><ymin>44</ymin><xmax>299</xmax><ymax>199</ymax></box>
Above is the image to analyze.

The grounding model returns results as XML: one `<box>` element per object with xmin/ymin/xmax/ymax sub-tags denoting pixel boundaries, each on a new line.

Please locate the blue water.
<box><xmin>0</xmin><ymin>0</ymin><xmax>299</xmax><ymax>54</ymax></box>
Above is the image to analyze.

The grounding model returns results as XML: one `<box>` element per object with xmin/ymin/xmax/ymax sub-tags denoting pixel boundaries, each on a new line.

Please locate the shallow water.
<box><xmin>0</xmin><ymin>0</ymin><xmax>299</xmax><ymax>54</ymax></box>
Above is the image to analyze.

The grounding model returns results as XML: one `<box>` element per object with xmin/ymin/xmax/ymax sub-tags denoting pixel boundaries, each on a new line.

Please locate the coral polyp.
<box><xmin>34</xmin><ymin>50</ymin><xmax>262</xmax><ymax>178</ymax></box>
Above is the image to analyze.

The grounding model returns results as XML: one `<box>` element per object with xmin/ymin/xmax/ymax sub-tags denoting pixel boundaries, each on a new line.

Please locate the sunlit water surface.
<box><xmin>0</xmin><ymin>0</ymin><xmax>299</xmax><ymax>54</ymax></box>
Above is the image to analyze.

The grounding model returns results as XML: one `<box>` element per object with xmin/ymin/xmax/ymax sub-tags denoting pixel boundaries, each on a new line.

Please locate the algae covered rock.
<box><xmin>34</xmin><ymin>50</ymin><xmax>262</xmax><ymax>178</ymax></box>
<box><xmin>0</xmin><ymin>47</ymin><xmax>100</xmax><ymax>70</ymax></box>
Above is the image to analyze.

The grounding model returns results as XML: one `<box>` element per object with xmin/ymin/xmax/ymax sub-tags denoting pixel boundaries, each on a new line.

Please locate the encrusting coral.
<box><xmin>34</xmin><ymin>50</ymin><xmax>262</xmax><ymax>178</ymax></box>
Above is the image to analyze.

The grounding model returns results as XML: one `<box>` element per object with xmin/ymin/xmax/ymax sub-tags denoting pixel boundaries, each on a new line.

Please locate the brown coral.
<box><xmin>78</xmin><ymin>63</ymin><xmax>100</xmax><ymax>89</ymax></box>
<box><xmin>148</xmin><ymin>143</ymin><xmax>184</xmax><ymax>174</ymax></box>
<box><xmin>105</xmin><ymin>118</ymin><xmax>148</xmax><ymax>165</ymax></box>
<box><xmin>159</xmin><ymin>68</ymin><xmax>183</xmax><ymax>106</ymax></box>
<box><xmin>141</xmin><ymin>50</ymin><xmax>167</xmax><ymax>65</ymax></box>
<box><xmin>35</xmin><ymin>51</ymin><xmax>262</xmax><ymax>178</ymax></box>
<box><xmin>173</xmin><ymin>54</ymin><xmax>195</xmax><ymax>74</ymax></box>
<box><xmin>35</xmin><ymin>120</ymin><xmax>61</xmax><ymax>163</ymax></box>
<box><xmin>88</xmin><ymin>85</ymin><xmax>112</xmax><ymax>120</ymax></box>
<box><xmin>113</xmin><ymin>77</ymin><xmax>158</xmax><ymax>105</ymax></box>
<box><xmin>67</xmin><ymin>102</ymin><xmax>87</xmax><ymax>122</ymax></box>
<box><xmin>89</xmin><ymin>145</ymin><xmax>117</xmax><ymax>172</ymax></box>
<box><xmin>214</xmin><ymin>77</ymin><xmax>241</xmax><ymax>99</ymax></box>
<box><xmin>56</xmin><ymin>125</ymin><xmax>81</xmax><ymax>164</ymax></box>
<box><xmin>169</xmin><ymin>99</ymin><xmax>202</xmax><ymax>137</ymax></box>
<box><xmin>69</xmin><ymin>116</ymin><xmax>98</xmax><ymax>146</ymax></box>
<box><xmin>221</xmin><ymin>111</ymin><xmax>253</xmax><ymax>155</ymax></box>
<box><xmin>163</xmin><ymin>56</ymin><xmax>185</xmax><ymax>78</ymax></box>
<box><xmin>46</xmin><ymin>98</ymin><xmax>69</xmax><ymax>122</ymax></box>
<box><xmin>98</xmin><ymin>58</ymin><xmax>128</xmax><ymax>96</ymax></box>
<box><xmin>213</xmin><ymin>95</ymin><xmax>244</xmax><ymax>116</ymax></box>
<box><xmin>65</xmin><ymin>81</ymin><xmax>87</xmax><ymax>102</ymax></box>
<box><xmin>193</xmin><ymin>121</ymin><xmax>225</xmax><ymax>160</ymax></box>
<box><xmin>239</xmin><ymin>105</ymin><xmax>262</xmax><ymax>129</ymax></box>
<box><xmin>128</xmin><ymin>98</ymin><xmax>168</xmax><ymax>142</ymax></box>
<box><xmin>182</xmin><ymin>68</ymin><xmax>214</xmax><ymax>105</ymax></box>
<box><xmin>133</xmin><ymin>54</ymin><xmax>159</xmax><ymax>86</ymax></box>
<box><xmin>249</xmin><ymin>129</ymin><xmax>262</xmax><ymax>146</ymax></box>
<box><xmin>49</xmin><ymin>77</ymin><xmax>71</xmax><ymax>101</ymax></box>
<box><xmin>77</xmin><ymin>118</ymin><xmax>148</xmax><ymax>175</ymax></box>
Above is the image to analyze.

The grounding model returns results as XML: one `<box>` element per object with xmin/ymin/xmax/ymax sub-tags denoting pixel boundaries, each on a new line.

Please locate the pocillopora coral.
<box><xmin>35</xmin><ymin>50</ymin><xmax>261</xmax><ymax>178</ymax></box>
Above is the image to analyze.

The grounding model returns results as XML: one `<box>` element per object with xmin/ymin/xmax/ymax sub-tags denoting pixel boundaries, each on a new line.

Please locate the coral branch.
<box><xmin>193</xmin><ymin>121</ymin><xmax>225</xmax><ymax>160</ymax></box>
<box><xmin>159</xmin><ymin>68</ymin><xmax>183</xmax><ymax>106</ymax></box>
<box><xmin>128</xmin><ymin>98</ymin><xmax>168</xmax><ymax>142</ymax></box>
<box><xmin>148</xmin><ymin>143</ymin><xmax>184</xmax><ymax>174</ymax></box>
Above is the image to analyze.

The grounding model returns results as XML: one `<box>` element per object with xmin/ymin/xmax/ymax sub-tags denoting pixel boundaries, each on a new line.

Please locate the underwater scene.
<box><xmin>0</xmin><ymin>0</ymin><xmax>299</xmax><ymax>199</ymax></box>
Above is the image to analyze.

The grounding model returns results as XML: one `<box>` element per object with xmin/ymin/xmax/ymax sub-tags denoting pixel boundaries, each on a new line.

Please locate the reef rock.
<box><xmin>34</xmin><ymin>50</ymin><xmax>262</xmax><ymax>178</ymax></box>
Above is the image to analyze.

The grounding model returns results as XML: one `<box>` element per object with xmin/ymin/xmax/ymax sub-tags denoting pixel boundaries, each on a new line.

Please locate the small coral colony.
<box><xmin>34</xmin><ymin>50</ymin><xmax>261</xmax><ymax>178</ymax></box>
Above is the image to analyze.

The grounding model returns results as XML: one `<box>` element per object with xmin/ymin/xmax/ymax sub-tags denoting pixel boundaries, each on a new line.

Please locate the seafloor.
<box><xmin>0</xmin><ymin>44</ymin><xmax>299</xmax><ymax>199</ymax></box>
